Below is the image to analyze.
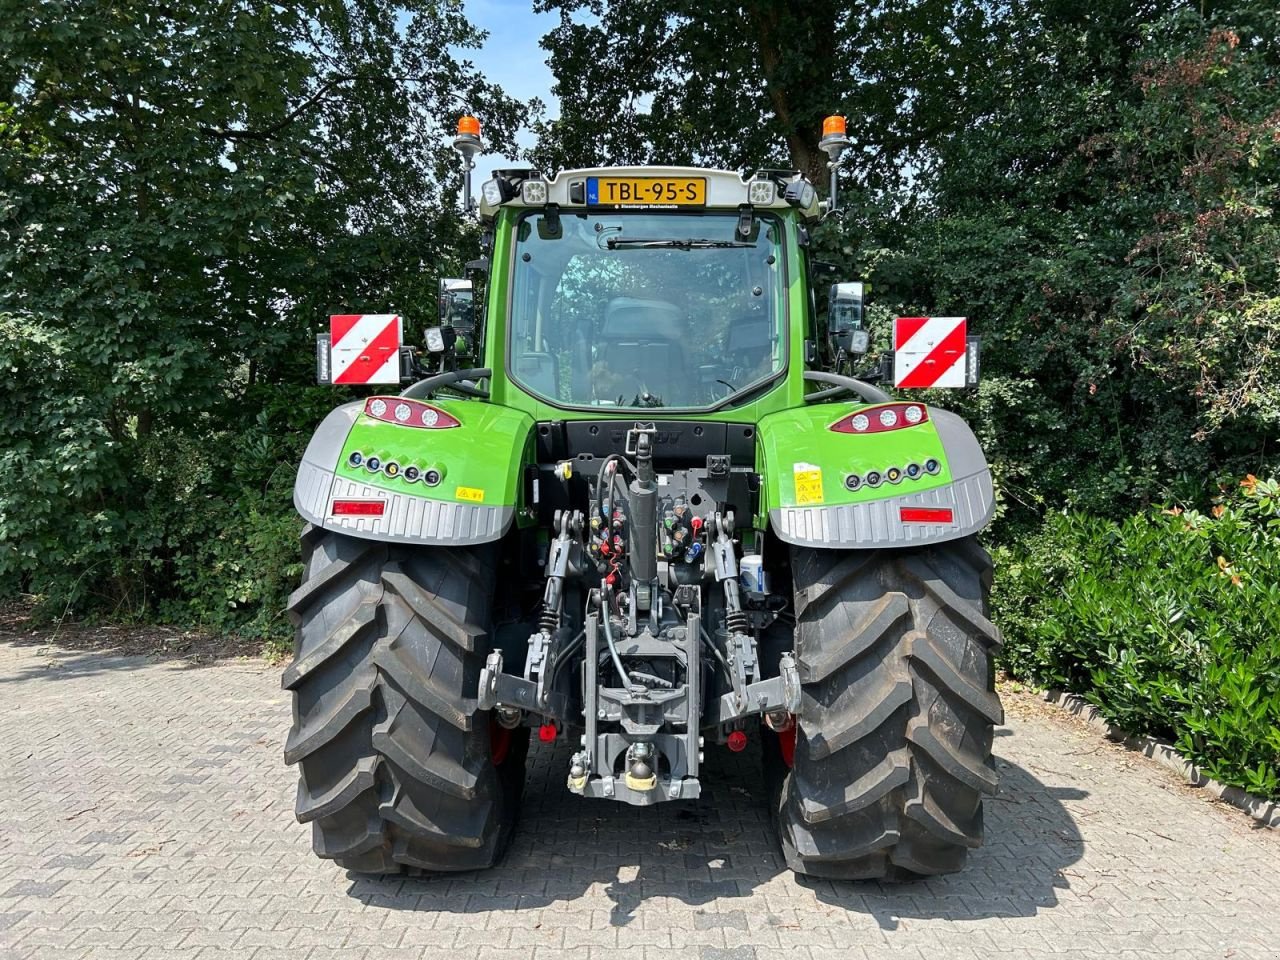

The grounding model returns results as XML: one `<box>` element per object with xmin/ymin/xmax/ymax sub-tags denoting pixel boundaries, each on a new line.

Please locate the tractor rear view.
<box><xmin>284</xmin><ymin>114</ymin><xmax>1001</xmax><ymax>879</ymax></box>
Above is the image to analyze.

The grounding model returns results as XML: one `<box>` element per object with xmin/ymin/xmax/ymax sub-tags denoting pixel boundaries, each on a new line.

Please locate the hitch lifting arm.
<box><xmin>709</xmin><ymin>512</ymin><xmax>801</xmax><ymax>724</ymax></box>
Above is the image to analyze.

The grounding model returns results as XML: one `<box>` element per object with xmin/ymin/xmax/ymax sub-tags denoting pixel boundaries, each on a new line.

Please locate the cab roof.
<box><xmin>477</xmin><ymin>166</ymin><xmax>821</xmax><ymax>221</ymax></box>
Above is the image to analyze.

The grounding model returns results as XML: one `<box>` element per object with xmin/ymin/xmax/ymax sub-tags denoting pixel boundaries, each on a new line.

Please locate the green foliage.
<box><xmin>531</xmin><ymin>0</ymin><xmax>998</xmax><ymax>192</ymax></box>
<box><xmin>993</xmin><ymin>477</ymin><xmax>1280</xmax><ymax>800</ymax></box>
<box><xmin>871</xmin><ymin>4</ymin><xmax>1280</xmax><ymax>520</ymax></box>
<box><xmin>0</xmin><ymin>1</ymin><xmax>525</xmax><ymax>638</ymax></box>
<box><xmin>536</xmin><ymin>2</ymin><xmax>1280</xmax><ymax>523</ymax></box>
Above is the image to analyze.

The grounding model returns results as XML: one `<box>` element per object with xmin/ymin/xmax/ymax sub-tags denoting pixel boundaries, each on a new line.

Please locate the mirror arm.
<box><xmin>401</xmin><ymin>368</ymin><xmax>492</xmax><ymax>400</ymax></box>
<box><xmin>803</xmin><ymin>370</ymin><xmax>892</xmax><ymax>405</ymax></box>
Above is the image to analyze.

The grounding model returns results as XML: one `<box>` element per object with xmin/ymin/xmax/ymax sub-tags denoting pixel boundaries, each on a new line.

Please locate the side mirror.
<box><xmin>828</xmin><ymin>282</ymin><xmax>868</xmax><ymax>355</ymax></box>
<box><xmin>429</xmin><ymin>278</ymin><xmax>476</xmax><ymax>357</ymax></box>
<box><xmin>438</xmin><ymin>278</ymin><xmax>475</xmax><ymax>333</ymax></box>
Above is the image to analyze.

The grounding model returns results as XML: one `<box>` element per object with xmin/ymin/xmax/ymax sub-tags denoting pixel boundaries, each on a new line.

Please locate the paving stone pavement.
<box><xmin>2</xmin><ymin>638</ymin><xmax>1279</xmax><ymax>960</ymax></box>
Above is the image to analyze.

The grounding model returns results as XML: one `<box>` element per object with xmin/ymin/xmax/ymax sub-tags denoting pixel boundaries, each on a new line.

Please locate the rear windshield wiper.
<box><xmin>605</xmin><ymin>238</ymin><xmax>755</xmax><ymax>250</ymax></box>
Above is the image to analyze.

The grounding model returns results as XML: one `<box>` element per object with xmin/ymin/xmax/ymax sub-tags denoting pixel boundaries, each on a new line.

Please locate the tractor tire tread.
<box><xmin>284</xmin><ymin>527</ymin><xmax>525</xmax><ymax>875</ymax></box>
<box><xmin>773</xmin><ymin>537</ymin><xmax>1001</xmax><ymax>881</ymax></box>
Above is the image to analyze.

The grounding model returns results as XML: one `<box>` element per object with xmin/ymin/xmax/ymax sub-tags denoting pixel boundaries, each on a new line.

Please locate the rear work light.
<box><xmin>363</xmin><ymin>397</ymin><xmax>460</xmax><ymax>429</ymax></box>
<box><xmin>830</xmin><ymin>403</ymin><xmax>928</xmax><ymax>434</ymax></box>
<box><xmin>900</xmin><ymin>507</ymin><xmax>954</xmax><ymax>524</ymax></box>
<box><xmin>332</xmin><ymin>500</ymin><xmax>386</xmax><ymax>517</ymax></box>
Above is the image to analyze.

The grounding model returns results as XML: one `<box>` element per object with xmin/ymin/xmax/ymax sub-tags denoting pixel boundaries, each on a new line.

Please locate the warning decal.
<box><xmin>330</xmin><ymin>314</ymin><xmax>403</xmax><ymax>385</ymax></box>
<box><xmin>893</xmin><ymin>317</ymin><xmax>968</xmax><ymax>389</ymax></box>
<box><xmin>793</xmin><ymin>463</ymin><xmax>824</xmax><ymax>506</ymax></box>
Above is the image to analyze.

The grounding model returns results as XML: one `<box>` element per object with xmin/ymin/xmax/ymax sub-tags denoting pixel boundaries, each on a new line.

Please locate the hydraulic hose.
<box><xmin>547</xmin><ymin>628</ymin><xmax>587</xmax><ymax>687</ymax></box>
<box><xmin>600</xmin><ymin>586</ymin><xmax>632</xmax><ymax>688</ymax></box>
<box><xmin>595</xmin><ymin>454</ymin><xmax>637</xmax><ymax>520</ymax></box>
<box><xmin>698</xmin><ymin>625</ymin><xmax>732</xmax><ymax>676</ymax></box>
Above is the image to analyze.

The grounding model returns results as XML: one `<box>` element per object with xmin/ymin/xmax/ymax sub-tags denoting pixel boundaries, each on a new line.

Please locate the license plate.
<box><xmin>586</xmin><ymin>176</ymin><xmax>706</xmax><ymax>207</ymax></box>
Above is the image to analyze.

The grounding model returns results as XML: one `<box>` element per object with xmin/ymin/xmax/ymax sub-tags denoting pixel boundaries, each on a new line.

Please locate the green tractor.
<box><xmin>284</xmin><ymin>114</ymin><xmax>1001</xmax><ymax>880</ymax></box>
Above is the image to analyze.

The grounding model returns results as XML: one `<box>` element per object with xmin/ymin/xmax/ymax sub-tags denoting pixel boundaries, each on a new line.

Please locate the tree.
<box><xmin>533</xmin><ymin>0</ymin><xmax>1280</xmax><ymax>522</ymax></box>
<box><xmin>887</xmin><ymin>1</ymin><xmax>1280</xmax><ymax>516</ymax></box>
<box><xmin>531</xmin><ymin>0</ymin><xmax>1003</xmax><ymax>196</ymax></box>
<box><xmin>0</xmin><ymin>0</ymin><xmax>522</xmax><ymax>618</ymax></box>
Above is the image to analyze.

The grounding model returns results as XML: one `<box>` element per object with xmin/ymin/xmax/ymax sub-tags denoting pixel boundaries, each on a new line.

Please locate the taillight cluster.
<box><xmin>829</xmin><ymin>403</ymin><xmax>927</xmax><ymax>434</ymax></box>
<box><xmin>363</xmin><ymin>396</ymin><xmax>460</xmax><ymax>429</ymax></box>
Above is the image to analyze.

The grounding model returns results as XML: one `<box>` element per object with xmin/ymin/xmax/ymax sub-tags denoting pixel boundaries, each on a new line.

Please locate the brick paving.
<box><xmin>2</xmin><ymin>638</ymin><xmax>1278</xmax><ymax>960</ymax></box>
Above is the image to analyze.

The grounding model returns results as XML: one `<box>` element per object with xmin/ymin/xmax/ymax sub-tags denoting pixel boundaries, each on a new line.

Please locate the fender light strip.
<box><xmin>332</xmin><ymin>500</ymin><xmax>386</xmax><ymax>517</ymax></box>
<box><xmin>829</xmin><ymin>402</ymin><xmax>928</xmax><ymax>434</ymax></box>
<box><xmin>900</xmin><ymin>507</ymin><xmax>953</xmax><ymax>523</ymax></box>
<box><xmin>364</xmin><ymin>396</ymin><xmax>460</xmax><ymax>429</ymax></box>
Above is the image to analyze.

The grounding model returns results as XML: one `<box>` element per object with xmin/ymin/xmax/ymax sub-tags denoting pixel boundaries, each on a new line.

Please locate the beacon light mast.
<box><xmin>818</xmin><ymin>114</ymin><xmax>853</xmax><ymax>214</ymax></box>
<box><xmin>453</xmin><ymin>114</ymin><xmax>483</xmax><ymax>214</ymax></box>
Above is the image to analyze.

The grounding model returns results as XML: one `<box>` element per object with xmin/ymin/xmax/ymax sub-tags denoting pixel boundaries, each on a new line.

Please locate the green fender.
<box><xmin>755</xmin><ymin>401</ymin><xmax>995</xmax><ymax>548</ymax></box>
<box><xmin>293</xmin><ymin>397</ymin><xmax>534</xmax><ymax>545</ymax></box>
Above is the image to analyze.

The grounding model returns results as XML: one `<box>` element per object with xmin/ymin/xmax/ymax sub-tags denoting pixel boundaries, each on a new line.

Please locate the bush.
<box><xmin>0</xmin><ymin>314</ymin><xmax>324</xmax><ymax>650</ymax></box>
<box><xmin>993</xmin><ymin>476</ymin><xmax>1280</xmax><ymax>799</ymax></box>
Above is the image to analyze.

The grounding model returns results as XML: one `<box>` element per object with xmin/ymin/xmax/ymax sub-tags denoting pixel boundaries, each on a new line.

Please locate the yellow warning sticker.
<box><xmin>455</xmin><ymin>486</ymin><xmax>485</xmax><ymax>503</ymax></box>
<box><xmin>793</xmin><ymin>463</ymin><xmax>824</xmax><ymax>506</ymax></box>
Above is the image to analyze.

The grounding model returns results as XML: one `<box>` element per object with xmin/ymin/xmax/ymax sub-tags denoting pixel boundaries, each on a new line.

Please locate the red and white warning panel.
<box><xmin>329</xmin><ymin>314</ymin><xmax>403</xmax><ymax>385</ymax></box>
<box><xmin>893</xmin><ymin>317</ymin><xmax>968</xmax><ymax>388</ymax></box>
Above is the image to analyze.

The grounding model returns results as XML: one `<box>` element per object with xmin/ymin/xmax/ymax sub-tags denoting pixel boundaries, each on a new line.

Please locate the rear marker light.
<box><xmin>901</xmin><ymin>507</ymin><xmax>954</xmax><ymax>523</ymax></box>
<box><xmin>332</xmin><ymin>500</ymin><xmax>386</xmax><ymax>517</ymax></box>
<box><xmin>538</xmin><ymin>723</ymin><xmax>558</xmax><ymax>742</ymax></box>
<box><xmin>727</xmin><ymin>730</ymin><xmax>748</xmax><ymax>752</ymax></box>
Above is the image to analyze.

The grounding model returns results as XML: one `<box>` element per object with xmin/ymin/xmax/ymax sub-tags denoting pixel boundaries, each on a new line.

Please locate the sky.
<box><xmin>461</xmin><ymin>0</ymin><xmax>561</xmax><ymax>185</ymax></box>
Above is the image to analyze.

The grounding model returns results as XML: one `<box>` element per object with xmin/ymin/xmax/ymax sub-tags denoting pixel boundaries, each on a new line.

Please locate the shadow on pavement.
<box><xmin>0</xmin><ymin>601</ymin><xmax>270</xmax><ymax>682</ymax></box>
<box><xmin>344</xmin><ymin>734</ymin><xmax>1086</xmax><ymax>928</ymax></box>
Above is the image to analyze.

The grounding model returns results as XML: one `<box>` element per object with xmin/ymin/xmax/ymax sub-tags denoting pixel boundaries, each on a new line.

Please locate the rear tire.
<box><xmin>770</xmin><ymin>537</ymin><xmax>1001</xmax><ymax>880</ymax></box>
<box><xmin>283</xmin><ymin>525</ymin><xmax>527</xmax><ymax>874</ymax></box>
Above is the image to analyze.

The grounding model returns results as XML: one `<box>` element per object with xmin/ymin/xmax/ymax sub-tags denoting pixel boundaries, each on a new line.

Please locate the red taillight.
<box><xmin>332</xmin><ymin>499</ymin><xmax>386</xmax><ymax>517</ymax></box>
<box><xmin>829</xmin><ymin>403</ymin><xmax>928</xmax><ymax>434</ymax></box>
<box><xmin>900</xmin><ymin>507</ymin><xmax>954</xmax><ymax>523</ymax></box>
<box><xmin>538</xmin><ymin>723</ymin><xmax>558</xmax><ymax>743</ymax></box>
<box><xmin>726</xmin><ymin>730</ymin><xmax>748</xmax><ymax>752</ymax></box>
<box><xmin>363</xmin><ymin>396</ymin><xmax>460</xmax><ymax>429</ymax></box>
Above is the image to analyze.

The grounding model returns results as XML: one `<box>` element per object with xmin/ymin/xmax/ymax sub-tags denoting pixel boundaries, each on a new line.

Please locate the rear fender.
<box><xmin>757</xmin><ymin>402</ymin><xmax>994</xmax><ymax>548</ymax></box>
<box><xmin>294</xmin><ymin>399</ymin><xmax>534</xmax><ymax>545</ymax></box>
